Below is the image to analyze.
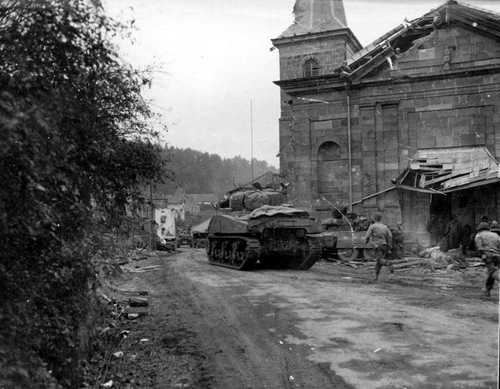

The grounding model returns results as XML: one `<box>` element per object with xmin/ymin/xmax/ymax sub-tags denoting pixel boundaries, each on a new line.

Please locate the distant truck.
<box><xmin>155</xmin><ymin>208</ymin><xmax>177</xmax><ymax>251</ymax></box>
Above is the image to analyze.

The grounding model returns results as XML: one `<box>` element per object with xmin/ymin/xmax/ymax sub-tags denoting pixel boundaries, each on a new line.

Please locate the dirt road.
<box><xmin>115</xmin><ymin>248</ymin><xmax>499</xmax><ymax>389</ymax></box>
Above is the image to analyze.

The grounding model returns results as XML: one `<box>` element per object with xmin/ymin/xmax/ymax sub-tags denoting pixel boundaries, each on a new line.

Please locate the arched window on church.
<box><xmin>303</xmin><ymin>58</ymin><xmax>320</xmax><ymax>78</ymax></box>
<box><xmin>318</xmin><ymin>141</ymin><xmax>341</xmax><ymax>161</ymax></box>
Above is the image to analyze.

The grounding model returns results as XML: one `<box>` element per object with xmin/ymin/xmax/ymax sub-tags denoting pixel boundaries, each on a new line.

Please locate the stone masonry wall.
<box><xmin>278</xmin><ymin>25</ymin><xmax>500</xmax><ymax>238</ymax></box>
<box><xmin>278</xmin><ymin>35</ymin><xmax>355</xmax><ymax>80</ymax></box>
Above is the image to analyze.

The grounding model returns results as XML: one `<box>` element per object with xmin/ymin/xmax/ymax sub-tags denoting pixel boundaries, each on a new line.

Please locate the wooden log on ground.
<box><xmin>393</xmin><ymin>260</ymin><xmax>428</xmax><ymax>269</ymax></box>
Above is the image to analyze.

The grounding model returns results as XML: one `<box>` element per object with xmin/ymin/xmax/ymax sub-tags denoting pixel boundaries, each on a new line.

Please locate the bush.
<box><xmin>0</xmin><ymin>1</ymin><xmax>164</xmax><ymax>387</ymax></box>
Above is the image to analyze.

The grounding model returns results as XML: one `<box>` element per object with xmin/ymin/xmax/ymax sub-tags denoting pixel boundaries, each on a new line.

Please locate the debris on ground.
<box><xmin>326</xmin><ymin>245</ymin><xmax>482</xmax><ymax>275</ymax></box>
<box><xmin>121</xmin><ymin>264</ymin><xmax>162</xmax><ymax>273</ymax></box>
<box><xmin>119</xmin><ymin>330</ymin><xmax>130</xmax><ymax>338</ymax></box>
<box><xmin>129</xmin><ymin>297</ymin><xmax>149</xmax><ymax>307</ymax></box>
<box><xmin>126</xmin><ymin>313</ymin><xmax>143</xmax><ymax>320</ymax></box>
<box><xmin>84</xmin><ymin>248</ymin><xmax>212</xmax><ymax>389</ymax></box>
<box><xmin>417</xmin><ymin>247</ymin><xmax>465</xmax><ymax>269</ymax></box>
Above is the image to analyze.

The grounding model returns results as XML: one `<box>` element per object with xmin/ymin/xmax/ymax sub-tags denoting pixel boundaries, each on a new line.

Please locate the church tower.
<box><xmin>271</xmin><ymin>0</ymin><xmax>361</xmax><ymax>208</ymax></box>
<box><xmin>272</xmin><ymin>0</ymin><xmax>361</xmax><ymax>80</ymax></box>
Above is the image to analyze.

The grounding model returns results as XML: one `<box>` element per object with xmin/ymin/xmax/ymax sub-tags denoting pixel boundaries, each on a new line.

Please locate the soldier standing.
<box><xmin>441</xmin><ymin>215</ymin><xmax>462</xmax><ymax>251</ymax></box>
<box><xmin>490</xmin><ymin>220</ymin><xmax>500</xmax><ymax>236</ymax></box>
<box><xmin>474</xmin><ymin>222</ymin><xmax>500</xmax><ymax>297</ymax></box>
<box><xmin>365</xmin><ymin>213</ymin><xmax>393</xmax><ymax>281</ymax></box>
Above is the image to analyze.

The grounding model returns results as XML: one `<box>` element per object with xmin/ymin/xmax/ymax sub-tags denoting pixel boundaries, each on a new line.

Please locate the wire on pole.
<box><xmin>250</xmin><ymin>99</ymin><xmax>255</xmax><ymax>181</ymax></box>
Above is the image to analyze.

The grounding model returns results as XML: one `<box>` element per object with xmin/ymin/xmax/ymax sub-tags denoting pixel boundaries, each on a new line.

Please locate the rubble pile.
<box><xmin>418</xmin><ymin>247</ymin><xmax>479</xmax><ymax>270</ymax></box>
<box><xmin>329</xmin><ymin>247</ymin><xmax>483</xmax><ymax>272</ymax></box>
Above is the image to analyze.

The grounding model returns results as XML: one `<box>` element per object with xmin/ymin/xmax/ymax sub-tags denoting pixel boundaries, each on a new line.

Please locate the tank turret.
<box><xmin>218</xmin><ymin>183</ymin><xmax>288</xmax><ymax>212</ymax></box>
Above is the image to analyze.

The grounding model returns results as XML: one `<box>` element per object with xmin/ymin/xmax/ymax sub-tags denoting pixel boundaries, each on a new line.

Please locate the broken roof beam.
<box><xmin>350</xmin><ymin>46</ymin><xmax>395</xmax><ymax>80</ymax></box>
<box><xmin>444</xmin><ymin>177</ymin><xmax>500</xmax><ymax>193</ymax></box>
<box><xmin>424</xmin><ymin>171</ymin><xmax>470</xmax><ymax>187</ymax></box>
<box><xmin>347</xmin><ymin>21</ymin><xmax>417</xmax><ymax>68</ymax></box>
<box><xmin>396</xmin><ymin>184</ymin><xmax>446</xmax><ymax>195</ymax></box>
<box><xmin>411</xmin><ymin>166</ymin><xmax>447</xmax><ymax>172</ymax></box>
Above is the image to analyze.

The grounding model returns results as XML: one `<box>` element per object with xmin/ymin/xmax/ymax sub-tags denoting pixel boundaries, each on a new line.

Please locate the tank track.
<box><xmin>207</xmin><ymin>236</ymin><xmax>261</xmax><ymax>271</ymax></box>
<box><xmin>258</xmin><ymin>236</ymin><xmax>323</xmax><ymax>270</ymax></box>
<box><xmin>291</xmin><ymin>236</ymin><xmax>323</xmax><ymax>270</ymax></box>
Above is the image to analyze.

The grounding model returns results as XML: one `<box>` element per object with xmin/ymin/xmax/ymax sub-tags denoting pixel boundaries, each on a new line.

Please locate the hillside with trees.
<box><xmin>162</xmin><ymin>147</ymin><xmax>278</xmax><ymax>195</ymax></box>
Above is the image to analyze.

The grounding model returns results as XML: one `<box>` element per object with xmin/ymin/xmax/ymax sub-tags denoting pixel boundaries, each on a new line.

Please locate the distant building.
<box><xmin>165</xmin><ymin>188</ymin><xmax>218</xmax><ymax>215</ymax></box>
<box><xmin>273</xmin><ymin>0</ymin><xmax>500</xmax><ymax>245</ymax></box>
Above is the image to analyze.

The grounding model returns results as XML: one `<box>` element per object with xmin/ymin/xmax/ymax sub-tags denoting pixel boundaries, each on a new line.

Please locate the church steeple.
<box><xmin>272</xmin><ymin>0</ymin><xmax>360</xmax><ymax>81</ymax></box>
<box><xmin>279</xmin><ymin>0</ymin><xmax>348</xmax><ymax>38</ymax></box>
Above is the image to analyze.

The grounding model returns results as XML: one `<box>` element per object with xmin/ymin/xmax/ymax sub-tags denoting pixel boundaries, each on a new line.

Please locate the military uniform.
<box><xmin>365</xmin><ymin>221</ymin><xmax>393</xmax><ymax>280</ymax></box>
<box><xmin>474</xmin><ymin>224</ymin><xmax>500</xmax><ymax>296</ymax></box>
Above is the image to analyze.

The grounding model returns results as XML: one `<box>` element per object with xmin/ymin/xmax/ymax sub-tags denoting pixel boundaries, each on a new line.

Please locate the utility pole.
<box><xmin>250</xmin><ymin>99</ymin><xmax>255</xmax><ymax>182</ymax></box>
<box><xmin>149</xmin><ymin>181</ymin><xmax>154</xmax><ymax>250</ymax></box>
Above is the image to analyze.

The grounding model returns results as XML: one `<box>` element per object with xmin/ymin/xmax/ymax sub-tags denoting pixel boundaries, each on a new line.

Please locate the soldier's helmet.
<box><xmin>477</xmin><ymin>222</ymin><xmax>491</xmax><ymax>232</ymax></box>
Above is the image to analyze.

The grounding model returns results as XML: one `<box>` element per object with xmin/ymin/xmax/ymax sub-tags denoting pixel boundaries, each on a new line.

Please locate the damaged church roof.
<box><xmin>278</xmin><ymin>0</ymin><xmax>348</xmax><ymax>38</ymax></box>
<box><xmin>344</xmin><ymin>0</ymin><xmax>500</xmax><ymax>80</ymax></box>
<box><xmin>275</xmin><ymin>0</ymin><xmax>500</xmax><ymax>87</ymax></box>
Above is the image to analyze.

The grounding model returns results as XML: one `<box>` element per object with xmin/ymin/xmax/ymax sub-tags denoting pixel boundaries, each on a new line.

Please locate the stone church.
<box><xmin>272</xmin><ymin>0</ymin><xmax>500</xmax><ymax>244</ymax></box>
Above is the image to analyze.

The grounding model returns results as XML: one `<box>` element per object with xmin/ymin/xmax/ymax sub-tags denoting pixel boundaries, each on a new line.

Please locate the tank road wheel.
<box><xmin>230</xmin><ymin>241</ymin><xmax>240</xmax><ymax>267</ymax></box>
<box><xmin>284</xmin><ymin>237</ymin><xmax>322</xmax><ymax>270</ymax></box>
<box><xmin>233</xmin><ymin>238</ymin><xmax>259</xmax><ymax>271</ymax></box>
<box><xmin>336</xmin><ymin>248</ymin><xmax>359</xmax><ymax>261</ymax></box>
<box><xmin>234</xmin><ymin>243</ymin><xmax>246</xmax><ymax>266</ymax></box>
<box><xmin>222</xmin><ymin>241</ymin><xmax>231</xmax><ymax>264</ymax></box>
<box><xmin>298</xmin><ymin>237</ymin><xmax>322</xmax><ymax>270</ymax></box>
<box><xmin>207</xmin><ymin>239</ymin><xmax>218</xmax><ymax>263</ymax></box>
<box><xmin>207</xmin><ymin>237</ymin><xmax>261</xmax><ymax>271</ymax></box>
<box><xmin>213</xmin><ymin>241</ymin><xmax>220</xmax><ymax>259</ymax></box>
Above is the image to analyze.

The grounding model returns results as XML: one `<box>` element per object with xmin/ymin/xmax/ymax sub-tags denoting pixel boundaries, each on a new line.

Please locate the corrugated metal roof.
<box><xmin>398</xmin><ymin>146</ymin><xmax>500</xmax><ymax>193</ymax></box>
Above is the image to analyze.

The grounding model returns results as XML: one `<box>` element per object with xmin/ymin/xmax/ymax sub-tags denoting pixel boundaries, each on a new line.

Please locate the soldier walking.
<box><xmin>365</xmin><ymin>213</ymin><xmax>393</xmax><ymax>281</ymax></box>
<box><xmin>474</xmin><ymin>222</ymin><xmax>500</xmax><ymax>297</ymax></box>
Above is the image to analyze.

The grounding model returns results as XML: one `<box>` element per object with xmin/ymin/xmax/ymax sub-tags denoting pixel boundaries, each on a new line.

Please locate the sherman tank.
<box><xmin>207</xmin><ymin>205</ymin><xmax>323</xmax><ymax>270</ymax></box>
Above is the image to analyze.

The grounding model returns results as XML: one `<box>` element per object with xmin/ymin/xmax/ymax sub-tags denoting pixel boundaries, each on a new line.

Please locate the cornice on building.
<box><xmin>274</xmin><ymin>64</ymin><xmax>500</xmax><ymax>95</ymax></box>
<box><xmin>272</xmin><ymin>28</ymin><xmax>362</xmax><ymax>52</ymax></box>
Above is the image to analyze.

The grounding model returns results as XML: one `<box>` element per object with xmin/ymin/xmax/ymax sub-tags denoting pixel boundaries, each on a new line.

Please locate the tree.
<box><xmin>161</xmin><ymin>146</ymin><xmax>278</xmax><ymax>195</ymax></box>
<box><xmin>0</xmin><ymin>1</ymin><xmax>164</xmax><ymax>387</ymax></box>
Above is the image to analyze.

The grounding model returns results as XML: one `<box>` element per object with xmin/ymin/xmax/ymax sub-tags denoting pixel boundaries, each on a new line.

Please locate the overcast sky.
<box><xmin>103</xmin><ymin>0</ymin><xmax>500</xmax><ymax>166</ymax></box>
